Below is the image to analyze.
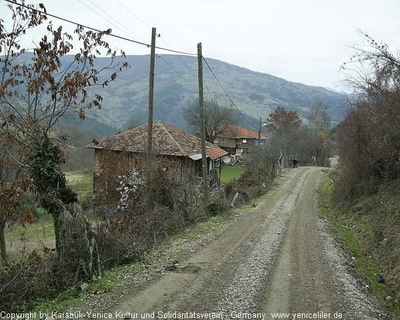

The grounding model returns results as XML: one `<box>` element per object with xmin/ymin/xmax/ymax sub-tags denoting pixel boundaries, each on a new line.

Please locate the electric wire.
<box><xmin>112</xmin><ymin>0</ymin><xmax>199</xmax><ymax>93</ymax></box>
<box><xmin>5</xmin><ymin>0</ymin><xmax>196</xmax><ymax>56</ymax></box>
<box><xmin>75</xmin><ymin>0</ymin><xmax>198</xmax><ymax>93</ymax></box>
<box><xmin>202</xmin><ymin>56</ymin><xmax>255</xmax><ymax>127</ymax></box>
<box><xmin>7</xmin><ymin>0</ymin><xmax>255</xmax><ymax>127</ymax></box>
<box><xmin>114</xmin><ymin>0</ymin><xmax>152</xmax><ymax>29</ymax></box>
<box><xmin>158</xmin><ymin>56</ymin><xmax>198</xmax><ymax>93</ymax></box>
<box><xmin>72</xmin><ymin>0</ymin><xmax>200</xmax><ymax>123</ymax></box>
<box><xmin>77</xmin><ymin>0</ymin><xmax>144</xmax><ymax>42</ymax></box>
<box><xmin>110</xmin><ymin>0</ymin><xmax>199</xmax><ymax>94</ymax></box>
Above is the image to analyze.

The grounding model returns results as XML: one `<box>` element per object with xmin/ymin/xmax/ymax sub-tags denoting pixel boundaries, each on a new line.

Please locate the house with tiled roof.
<box><xmin>215</xmin><ymin>124</ymin><xmax>267</xmax><ymax>156</ymax></box>
<box><xmin>86</xmin><ymin>121</ymin><xmax>228</xmax><ymax>203</ymax></box>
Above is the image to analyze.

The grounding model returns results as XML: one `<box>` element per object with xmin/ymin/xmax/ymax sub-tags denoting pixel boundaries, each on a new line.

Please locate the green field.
<box><xmin>5</xmin><ymin>171</ymin><xmax>93</xmax><ymax>259</ymax></box>
<box><xmin>6</xmin><ymin>210</ymin><xmax>54</xmax><ymax>259</ymax></box>
<box><xmin>7</xmin><ymin>168</ymin><xmax>242</xmax><ymax>260</ymax></box>
<box><xmin>219</xmin><ymin>165</ymin><xmax>245</xmax><ymax>184</ymax></box>
<box><xmin>65</xmin><ymin>171</ymin><xmax>93</xmax><ymax>201</ymax></box>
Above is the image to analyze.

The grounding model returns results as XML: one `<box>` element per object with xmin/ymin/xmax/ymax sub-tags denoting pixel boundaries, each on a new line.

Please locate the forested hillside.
<box><xmin>40</xmin><ymin>54</ymin><xmax>345</xmax><ymax>169</ymax></box>
<box><xmin>7</xmin><ymin>53</ymin><xmax>346</xmax><ymax>169</ymax></box>
<box><xmin>83</xmin><ymin>55</ymin><xmax>347</xmax><ymax>130</ymax></box>
<box><xmin>57</xmin><ymin>115</ymin><xmax>117</xmax><ymax>171</ymax></box>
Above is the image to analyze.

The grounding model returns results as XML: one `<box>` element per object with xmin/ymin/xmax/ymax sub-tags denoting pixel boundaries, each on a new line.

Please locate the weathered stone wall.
<box><xmin>92</xmin><ymin>151</ymin><xmax>200</xmax><ymax>205</ymax></box>
<box><xmin>93</xmin><ymin>149</ymin><xmax>141</xmax><ymax>205</ymax></box>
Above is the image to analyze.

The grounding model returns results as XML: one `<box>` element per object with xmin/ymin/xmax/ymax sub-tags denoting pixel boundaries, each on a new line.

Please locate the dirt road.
<box><xmin>107</xmin><ymin>167</ymin><xmax>385</xmax><ymax>319</ymax></box>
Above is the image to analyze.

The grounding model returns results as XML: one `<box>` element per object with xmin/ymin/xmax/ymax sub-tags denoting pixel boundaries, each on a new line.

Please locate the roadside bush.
<box><xmin>335</xmin><ymin>34</ymin><xmax>400</xmax><ymax>204</ymax></box>
<box><xmin>221</xmin><ymin>145</ymin><xmax>281</xmax><ymax>206</ymax></box>
<box><xmin>95</xmin><ymin>169</ymin><xmax>214</xmax><ymax>267</ymax></box>
<box><xmin>207</xmin><ymin>190</ymin><xmax>228</xmax><ymax>216</ymax></box>
<box><xmin>235</xmin><ymin>166</ymin><xmax>272</xmax><ymax>199</ymax></box>
<box><xmin>0</xmin><ymin>251</ymin><xmax>58</xmax><ymax>311</ymax></box>
<box><xmin>224</xmin><ymin>180</ymin><xmax>236</xmax><ymax>198</ymax></box>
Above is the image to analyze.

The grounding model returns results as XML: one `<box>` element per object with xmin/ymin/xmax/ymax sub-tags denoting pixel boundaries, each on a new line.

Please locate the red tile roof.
<box><xmin>87</xmin><ymin>121</ymin><xmax>228</xmax><ymax>160</ymax></box>
<box><xmin>219</xmin><ymin>125</ymin><xmax>267</xmax><ymax>139</ymax></box>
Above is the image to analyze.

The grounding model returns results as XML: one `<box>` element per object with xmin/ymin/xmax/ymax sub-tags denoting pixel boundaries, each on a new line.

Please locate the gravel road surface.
<box><xmin>102</xmin><ymin>167</ymin><xmax>386</xmax><ymax>319</ymax></box>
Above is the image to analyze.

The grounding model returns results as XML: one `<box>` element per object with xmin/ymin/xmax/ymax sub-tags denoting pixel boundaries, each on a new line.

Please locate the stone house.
<box><xmin>86</xmin><ymin>121</ymin><xmax>228</xmax><ymax>204</ymax></box>
<box><xmin>215</xmin><ymin>125</ymin><xmax>267</xmax><ymax>156</ymax></box>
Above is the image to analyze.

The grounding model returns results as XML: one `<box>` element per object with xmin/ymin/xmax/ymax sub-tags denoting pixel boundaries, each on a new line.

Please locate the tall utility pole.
<box><xmin>197</xmin><ymin>42</ymin><xmax>209</xmax><ymax>204</ymax></box>
<box><xmin>146</xmin><ymin>27</ymin><xmax>156</xmax><ymax>180</ymax></box>
<box><xmin>258</xmin><ymin>117</ymin><xmax>262</xmax><ymax>144</ymax></box>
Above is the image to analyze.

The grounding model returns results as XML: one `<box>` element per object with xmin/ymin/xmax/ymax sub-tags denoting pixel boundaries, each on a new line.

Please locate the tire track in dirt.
<box><xmin>261</xmin><ymin>168</ymin><xmax>341</xmax><ymax>315</ymax></box>
<box><xmin>260</xmin><ymin>168</ymin><xmax>386</xmax><ymax>319</ymax></box>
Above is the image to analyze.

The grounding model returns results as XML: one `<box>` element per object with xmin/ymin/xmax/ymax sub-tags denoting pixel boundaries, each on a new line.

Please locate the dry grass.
<box><xmin>5</xmin><ymin>214</ymin><xmax>55</xmax><ymax>260</ymax></box>
<box><xmin>5</xmin><ymin>171</ymin><xmax>92</xmax><ymax>259</ymax></box>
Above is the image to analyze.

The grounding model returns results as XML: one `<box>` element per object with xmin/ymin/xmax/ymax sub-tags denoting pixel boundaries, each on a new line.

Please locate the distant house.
<box><xmin>86</xmin><ymin>121</ymin><xmax>228</xmax><ymax>204</ymax></box>
<box><xmin>215</xmin><ymin>125</ymin><xmax>267</xmax><ymax>156</ymax></box>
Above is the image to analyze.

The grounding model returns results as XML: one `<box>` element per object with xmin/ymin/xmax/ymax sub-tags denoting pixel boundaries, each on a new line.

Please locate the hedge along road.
<box><xmin>108</xmin><ymin>167</ymin><xmax>386</xmax><ymax>320</ymax></box>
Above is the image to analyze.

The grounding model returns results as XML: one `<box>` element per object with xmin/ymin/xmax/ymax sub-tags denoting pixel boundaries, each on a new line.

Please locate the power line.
<box><xmin>115</xmin><ymin>0</ymin><xmax>199</xmax><ymax>89</ymax></box>
<box><xmin>77</xmin><ymin>0</ymin><xmax>144</xmax><ymax>42</ymax></box>
<box><xmin>158</xmin><ymin>37</ymin><xmax>198</xmax><ymax>79</ymax></box>
<box><xmin>8</xmin><ymin>0</ymin><xmax>254</xmax><ymax>126</ymax></box>
<box><xmin>114</xmin><ymin>0</ymin><xmax>152</xmax><ymax>29</ymax></box>
<box><xmin>74</xmin><ymin>1</ymin><xmax>198</xmax><ymax>94</ymax></box>
<box><xmin>75</xmin><ymin>1</ymin><xmax>200</xmax><ymax>113</ymax></box>
<box><xmin>202</xmin><ymin>56</ymin><xmax>255</xmax><ymax>127</ymax></box>
<box><xmin>109</xmin><ymin>0</ymin><xmax>200</xmax><ymax>98</ymax></box>
<box><xmin>75</xmin><ymin>0</ymin><xmax>200</xmax><ymax>109</ymax></box>
<box><xmin>112</xmin><ymin>0</ymin><xmax>199</xmax><ymax>94</ymax></box>
<box><xmin>5</xmin><ymin>0</ymin><xmax>196</xmax><ymax>56</ymax></box>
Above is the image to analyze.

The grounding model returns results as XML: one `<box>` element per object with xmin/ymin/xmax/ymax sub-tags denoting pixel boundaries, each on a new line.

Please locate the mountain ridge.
<box><xmin>83</xmin><ymin>54</ymin><xmax>347</xmax><ymax>130</ymax></box>
<box><xmin>4</xmin><ymin>53</ymin><xmax>347</xmax><ymax>130</ymax></box>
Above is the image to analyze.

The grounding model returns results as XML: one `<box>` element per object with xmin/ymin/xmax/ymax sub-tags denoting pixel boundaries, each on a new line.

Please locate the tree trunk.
<box><xmin>0</xmin><ymin>216</ymin><xmax>7</xmax><ymax>265</ymax></box>
<box><xmin>53</xmin><ymin>200</ymin><xmax>100</xmax><ymax>282</ymax></box>
<box><xmin>30</xmin><ymin>140</ymin><xmax>100</xmax><ymax>282</ymax></box>
<box><xmin>52</xmin><ymin>209</ymin><xmax>64</xmax><ymax>259</ymax></box>
<box><xmin>0</xmin><ymin>164</ymin><xmax>5</xmax><ymax>264</ymax></box>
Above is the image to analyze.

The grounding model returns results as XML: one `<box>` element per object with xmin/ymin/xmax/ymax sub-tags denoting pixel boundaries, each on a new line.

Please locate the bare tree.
<box><xmin>183</xmin><ymin>100</ymin><xmax>237</xmax><ymax>142</ymax></box>
<box><xmin>342</xmin><ymin>31</ymin><xmax>400</xmax><ymax>97</ymax></box>
<box><xmin>307</xmin><ymin>102</ymin><xmax>332</xmax><ymax>166</ymax></box>
<box><xmin>308</xmin><ymin>102</ymin><xmax>331</xmax><ymax>133</ymax></box>
<box><xmin>0</xmin><ymin>1</ymin><xmax>127</xmax><ymax>274</ymax></box>
<box><xmin>266</xmin><ymin>106</ymin><xmax>301</xmax><ymax>170</ymax></box>
<box><xmin>336</xmin><ymin>32</ymin><xmax>400</xmax><ymax>197</ymax></box>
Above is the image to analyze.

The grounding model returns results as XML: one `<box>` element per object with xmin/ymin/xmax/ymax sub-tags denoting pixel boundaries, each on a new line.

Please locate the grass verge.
<box><xmin>220</xmin><ymin>165</ymin><xmax>245</xmax><ymax>184</ymax></box>
<box><xmin>31</xmin><ymin>272</ymin><xmax>118</xmax><ymax>314</ymax></box>
<box><xmin>6</xmin><ymin>171</ymin><xmax>93</xmax><ymax>259</ymax></box>
<box><xmin>31</xmin><ymin>212</ymin><xmax>237</xmax><ymax>313</ymax></box>
<box><xmin>319</xmin><ymin>171</ymin><xmax>400</xmax><ymax>318</ymax></box>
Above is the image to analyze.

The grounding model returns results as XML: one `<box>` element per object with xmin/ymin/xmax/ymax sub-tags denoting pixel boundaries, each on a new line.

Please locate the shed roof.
<box><xmin>87</xmin><ymin>121</ymin><xmax>228</xmax><ymax>160</ymax></box>
<box><xmin>219</xmin><ymin>125</ymin><xmax>267</xmax><ymax>139</ymax></box>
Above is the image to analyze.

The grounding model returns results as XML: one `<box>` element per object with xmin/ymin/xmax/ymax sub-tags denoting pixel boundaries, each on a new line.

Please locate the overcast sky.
<box><xmin>2</xmin><ymin>0</ymin><xmax>400</xmax><ymax>90</ymax></box>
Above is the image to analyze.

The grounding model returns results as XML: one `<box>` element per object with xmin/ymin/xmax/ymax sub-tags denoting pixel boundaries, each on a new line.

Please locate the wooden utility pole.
<box><xmin>197</xmin><ymin>42</ymin><xmax>209</xmax><ymax>204</ymax></box>
<box><xmin>258</xmin><ymin>117</ymin><xmax>262</xmax><ymax>144</ymax></box>
<box><xmin>146</xmin><ymin>27</ymin><xmax>156</xmax><ymax>180</ymax></box>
